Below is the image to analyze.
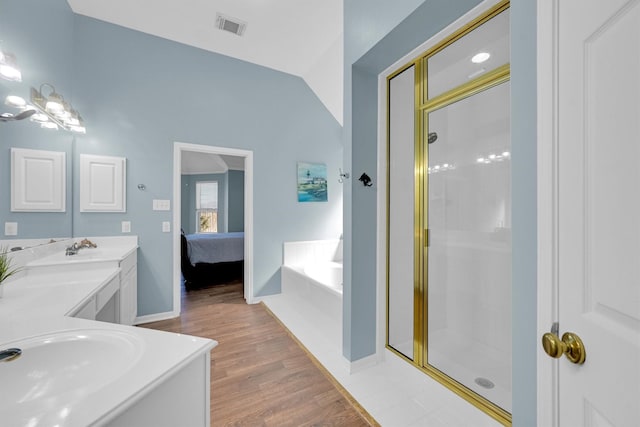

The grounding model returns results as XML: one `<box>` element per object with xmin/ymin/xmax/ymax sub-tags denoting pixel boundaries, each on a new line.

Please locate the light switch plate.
<box><xmin>152</xmin><ymin>199</ymin><xmax>171</xmax><ymax>211</ymax></box>
<box><xmin>121</xmin><ymin>221</ymin><xmax>131</xmax><ymax>233</ymax></box>
<box><xmin>162</xmin><ymin>221</ymin><xmax>171</xmax><ymax>233</ymax></box>
<box><xmin>4</xmin><ymin>222</ymin><xmax>18</xmax><ymax>236</ymax></box>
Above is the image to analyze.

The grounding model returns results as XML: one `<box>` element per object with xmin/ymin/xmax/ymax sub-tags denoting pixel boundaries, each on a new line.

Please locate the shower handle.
<box><xmin>542</xmin><ymin>331</ymin><xmax>586</xmax><ymax>364</ymax></box>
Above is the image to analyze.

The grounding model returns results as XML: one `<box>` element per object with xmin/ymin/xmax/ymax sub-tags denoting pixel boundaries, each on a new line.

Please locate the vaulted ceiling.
<box><xmin>66</xmin><ymin>0</ymin><xmax>343</xmax><ymax>124</ymax></box>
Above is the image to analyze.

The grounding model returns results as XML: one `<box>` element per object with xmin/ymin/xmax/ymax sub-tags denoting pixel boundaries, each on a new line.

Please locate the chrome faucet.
<box><xmin>0</xmin><ymin>348</ymin><xmax>22</xmax><ymax>362</ymax></box>
<box><xmin>65</xmin><ymin>242</ymin><xmax>82</xmax><ymax>256</ymax></box>
<box><xmin>65</xmin><ymin>239</ymin><xmax>97</xmax><ymax>256</ymax></box>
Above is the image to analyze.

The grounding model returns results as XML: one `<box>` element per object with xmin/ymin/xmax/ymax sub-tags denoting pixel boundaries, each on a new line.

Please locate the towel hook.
<box><xmin>338</xmin><ymin>168</ymin><xmax>350</xmax><ymax>183</ymax></box>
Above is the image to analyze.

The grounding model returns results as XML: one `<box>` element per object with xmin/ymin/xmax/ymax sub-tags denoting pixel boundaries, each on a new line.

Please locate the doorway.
<box><xmin>172</xmin><ymin>142</ymin><xmax>254</xmax><ymax>316</ymax></box>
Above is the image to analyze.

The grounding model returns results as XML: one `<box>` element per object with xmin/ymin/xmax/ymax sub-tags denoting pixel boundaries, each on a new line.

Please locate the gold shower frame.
<box><xmin>385</xmin><ymin>1</ymin><xmax>511</xmax><ymax>425</ymax></box>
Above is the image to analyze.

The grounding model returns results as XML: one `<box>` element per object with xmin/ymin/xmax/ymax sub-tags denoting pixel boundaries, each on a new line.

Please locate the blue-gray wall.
<box><xmin>181</xmin><ymin>173</ymin><xmax>228</xmax><ymax>234</ymax></box>
<box><xmin>511</xmin><ymin>0</ymin><xmax>537</xmax><ymax>425</ymax></box>
<box><xmin>1</xmin><ymin>0</ymin><xmax>343</xmax><ymax>317</ymax></box>
<box><xmin>70</xmin><ymin>14</ymin><xmax>343</xmax><ymax>314</ymax></box>
<box><xmin>0</xmin><ymin>0</ymin><xmax>75</xmax><ymax>238</ymax></box>
<box><xmin>227</xmin><ymin>170</ymin><xmax>245</xmax><ymax>232</ymax></box>
<box><xmin>344</xmin><ymin>0</ymin><xmax>537</xmax><ymax>425</ymax></box>
<box><xmin>343</xmin><ymin>0</ymin><xmax>426</xmax><ymax>364</ymax></box>
<box><xmin>181</xmin><ymin>171</ymin><xmax>245</xmax><ymax>234</ymax></box>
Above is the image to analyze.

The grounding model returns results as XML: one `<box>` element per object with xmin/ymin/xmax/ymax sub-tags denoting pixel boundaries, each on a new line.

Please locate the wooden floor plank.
<box><xmin>140</xmin><ymin>281</ymin><xmax>377</xmax><ymax>427</ymax></box>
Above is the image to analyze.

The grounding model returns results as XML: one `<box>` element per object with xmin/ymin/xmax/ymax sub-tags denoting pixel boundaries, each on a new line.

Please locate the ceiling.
<box><xmin>66</xmin><ymin>0</ymin><xmax>344</xmax><ymax>123</ymax></box>
<box><xmin>181</xmin><ymin>151</ymin><xmax>245</xmax><ymax>175</ymax></box>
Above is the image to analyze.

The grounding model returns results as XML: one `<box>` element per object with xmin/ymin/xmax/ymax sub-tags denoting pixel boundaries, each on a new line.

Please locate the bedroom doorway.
<box><xmin>173</xmin><ymin>142</ymin><xmax>254</xmax><ymax>315</ymax></box>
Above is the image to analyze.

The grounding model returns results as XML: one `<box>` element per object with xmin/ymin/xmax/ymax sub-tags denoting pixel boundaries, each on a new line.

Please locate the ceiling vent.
<box><xmin>215</xmin><ymin>13</ymin><xmax>247</xmax><ymax>36</ymax></box>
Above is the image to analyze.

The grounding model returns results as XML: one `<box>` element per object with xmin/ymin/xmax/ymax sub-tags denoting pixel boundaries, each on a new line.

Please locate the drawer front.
<box><xmin>96</xmin><ymin>276</ymin><xmax>119</xmax><ymax>312</ymax></box>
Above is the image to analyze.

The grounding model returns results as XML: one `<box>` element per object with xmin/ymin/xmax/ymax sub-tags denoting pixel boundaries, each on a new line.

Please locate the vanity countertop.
<box><xmin>0</xmin><ymin>240</ymin><xmax>217</xmax><ymax>427</ymax></box>
<box><xmin>24</xmin><ymin>236</ymin><xmax>138</xmax><ymax>268</ymax></box>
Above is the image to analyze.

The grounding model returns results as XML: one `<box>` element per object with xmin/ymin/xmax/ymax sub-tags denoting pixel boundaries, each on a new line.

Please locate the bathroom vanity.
<box><xmin>23</xmin><ymin>236</ymin><xmax>139</xmax><ymax>325</ymax></box>
<box><xmin>0</xmin><ymin>237</ymin><xmax>216</xmax><ymax>426</ymax></box>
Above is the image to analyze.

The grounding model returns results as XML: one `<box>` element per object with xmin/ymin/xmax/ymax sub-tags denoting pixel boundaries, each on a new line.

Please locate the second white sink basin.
<box><xmin>0</xmin><ymin>329</ymin><xmax>142</xmax><ymax>412</ymax></box>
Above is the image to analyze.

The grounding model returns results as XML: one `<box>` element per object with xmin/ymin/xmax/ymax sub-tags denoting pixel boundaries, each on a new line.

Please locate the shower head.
<box><xmin>428</xmin><ymin>132</ymin><xmax>438</xmax><ymax>144</ymax></box>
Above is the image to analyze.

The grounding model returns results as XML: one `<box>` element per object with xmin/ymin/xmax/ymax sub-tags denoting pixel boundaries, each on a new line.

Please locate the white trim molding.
<box><xmin>536</xmin><ymin>0</ymin><xmax>560</xmax><ymax>426</ymax></box>
<box><xmin>173</xmin><ymin>142</ymin><xmax>255</xmax><ymax>318</ymax></box>
<box><xmin>134</xmin><ymin>311</ymin><xmax>178</xmax><ymax>326</ymax></box>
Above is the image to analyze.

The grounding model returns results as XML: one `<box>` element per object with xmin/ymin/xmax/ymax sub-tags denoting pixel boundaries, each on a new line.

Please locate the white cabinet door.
<box><xmin>120</xmin><ymin>265</ymin><xmax>137</xmax><ymax>326</ymax></box>
<box><xmin>11</xmin><ymin>148</ymin><xmax>66</xmax><ymax>212</ymax></box>
<box><xmin>539</xmin><ymin>0</ymin><xmax>640</xmax><ymax>425</ymax></box>
<box><xmin>80</xmin><ymin>154</ymin><xmax>126</xmax><ymax>212</ymax></box>
<box><xmin>73</xmin><ymin>296</ymin><xmax>96</xmax><ymax>320</ymax></box>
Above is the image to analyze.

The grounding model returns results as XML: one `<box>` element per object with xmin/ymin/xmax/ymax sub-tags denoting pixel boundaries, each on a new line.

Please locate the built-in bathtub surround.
<box><xmin>279</xmin><ymin>239</ymin><xmax>343</xmax><ymax>349</ymax></box>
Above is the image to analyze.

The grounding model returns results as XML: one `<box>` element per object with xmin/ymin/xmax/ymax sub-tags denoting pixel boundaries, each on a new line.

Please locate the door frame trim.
<box><xmin>536</xmin><ymin>0</ymin><xmax>559</xmax><ymax>425</ymax></box>
<box><xmin>172</xmin><ymin>142</ymin><xmax>255</xmax><ymax>316</ymax></box>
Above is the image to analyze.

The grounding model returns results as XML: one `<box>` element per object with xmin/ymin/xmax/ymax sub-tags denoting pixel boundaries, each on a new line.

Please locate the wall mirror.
<box><xmin>386</xmin><ymin>2</ymin><xmax>511</xmax><ymax>425</ymax></box>
<box><xmin>0</xmin><ymin>81</ymin><xmax>75</xmax><ymax>248</ymax></box>
<box><xmin>0</xmin><ymin>4</ymin><xmax>77</xmax><ymax>249</ymax></box>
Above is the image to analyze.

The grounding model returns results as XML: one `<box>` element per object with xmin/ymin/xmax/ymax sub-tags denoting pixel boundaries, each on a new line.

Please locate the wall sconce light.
<box><xmin>0</xmin><ymin>51</ymin><xmax>22</xmax><ymax>82</ymax></box>
<box><xmin>30</xmin><ymin>84</ymin><xmax>86</xmax><ymax>133</ymax></box>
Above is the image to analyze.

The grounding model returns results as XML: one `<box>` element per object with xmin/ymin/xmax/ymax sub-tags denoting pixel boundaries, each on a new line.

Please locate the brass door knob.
<box><xmin>541</xmin><ymin>331</ymin><xmax>586</xmax><ymax>364</ymax></box>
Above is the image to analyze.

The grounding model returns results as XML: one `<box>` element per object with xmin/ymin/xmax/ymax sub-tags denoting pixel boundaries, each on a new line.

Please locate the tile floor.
<box><xmin>263</xmin><ymin>292</ymin><xmax>503</xmax><ymax>427</ymax></box>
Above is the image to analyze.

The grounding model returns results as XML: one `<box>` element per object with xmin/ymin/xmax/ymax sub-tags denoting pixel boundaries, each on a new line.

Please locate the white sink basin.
<box><xmin>0</xmin><ymin>329</ymin><xmax>142</xmax><ymax>412</ymax></box>
<box><xmin>29</xmin><ymin>249</ymin><xmax>112</xmax><ymax>265</ymax></box>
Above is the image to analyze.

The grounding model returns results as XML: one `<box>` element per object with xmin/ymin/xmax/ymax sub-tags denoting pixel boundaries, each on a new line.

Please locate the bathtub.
<box><xmin>280</xmin><ymin>240</ymin><xmax>343</xmax><ymax>340</ymax></box>
<box><xmin>303</xmin><ymin>261</ymin><xmax>343</xmax><ymax>295</ymax></box>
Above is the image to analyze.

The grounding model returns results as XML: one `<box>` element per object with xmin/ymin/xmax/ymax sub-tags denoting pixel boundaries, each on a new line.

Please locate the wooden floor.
<box><xmin>141</xmin><ymin>281</ymin><xmax>375</xmax><ymax>427</ymax></box>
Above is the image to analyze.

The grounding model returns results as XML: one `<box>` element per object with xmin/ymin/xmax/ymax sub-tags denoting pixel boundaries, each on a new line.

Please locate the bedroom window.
<box><xmin>196</xmin><ymin>181</ymin><xmax>218</xmax><ymax>233</ymax></box>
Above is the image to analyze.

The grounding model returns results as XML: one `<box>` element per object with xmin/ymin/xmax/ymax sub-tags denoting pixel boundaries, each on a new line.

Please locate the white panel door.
<box><xmin>547</xmin><ymin>0</ymin><xmax>640</xmax><ymax>425</ymax></box>
<box><xmin>80</xmin><ymin>154</ymin><xmax>126</xmax><ymax>212</ymax></box>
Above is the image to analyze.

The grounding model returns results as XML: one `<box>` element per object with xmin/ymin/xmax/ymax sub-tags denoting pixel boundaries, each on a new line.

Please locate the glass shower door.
<box><xmin>426</xmin><ymin>80</ymin><xmax>512</xmax><ymax>412</ymax></box>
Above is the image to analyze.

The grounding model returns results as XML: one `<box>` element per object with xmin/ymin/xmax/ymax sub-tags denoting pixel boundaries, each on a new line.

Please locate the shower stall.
<box><xmin>386</xmin><ymin>2</ymin><xmax>511</xmax><ymax>424</ymax></box>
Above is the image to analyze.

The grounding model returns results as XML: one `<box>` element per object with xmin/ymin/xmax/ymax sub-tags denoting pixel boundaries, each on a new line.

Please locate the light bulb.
<box><xmin>471</xmin><ymin>52</ymin><xmax>491</xmax><ymax>64</ymax></box>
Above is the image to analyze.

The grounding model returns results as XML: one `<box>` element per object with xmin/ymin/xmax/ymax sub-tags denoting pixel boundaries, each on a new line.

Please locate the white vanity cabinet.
<box><xmin>1</xmin><ymin>235</ymin><xmax>214</xmax><ymax>427</ymax></box>
<box><xmin>119</xmin><ymin>251</ymin><xmax>137</xmax><ymax>326</ymax></box>
<box><xmin>104</xmin><ymin>352</ymin><xmax>211</xmax><ymax>427</ymax></box>
<box><xmin>23</xmin><ymin>237</ymin><xmax>139</xmax><ymax>326</ymax></box>
<box><xmin>69</xmin><ymin>274</ymin><xmax>120</xmax><ymax>323</ymax></box>
<box><xmin>72</xmin><ymin>296</ymin><xmax>97</xmax><ymax>320</ymax></box>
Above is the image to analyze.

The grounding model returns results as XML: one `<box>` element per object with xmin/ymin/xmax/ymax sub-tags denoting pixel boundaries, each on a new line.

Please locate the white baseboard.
<box><xmin>343</xmin><ymin>352</ymin><xmax>379</xmax><ymax>374</ymax></box>
<box><xmin>134</xmin><ymin>310</ymin><xmax>179</xmax><ymax>325</ymax></box>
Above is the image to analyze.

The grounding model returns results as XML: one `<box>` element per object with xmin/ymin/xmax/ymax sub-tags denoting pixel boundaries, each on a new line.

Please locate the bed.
<box><xmin>181</xmin><ymin>231</ymin><xmax>244</xmax><ymax>287</ymax></box>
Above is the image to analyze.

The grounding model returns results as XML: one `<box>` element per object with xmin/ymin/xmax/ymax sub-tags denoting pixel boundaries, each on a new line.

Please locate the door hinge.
<box><xmin>425</xmin><ymin>228</ymin><xmax>430</xmax><ymax>247</ymax></box>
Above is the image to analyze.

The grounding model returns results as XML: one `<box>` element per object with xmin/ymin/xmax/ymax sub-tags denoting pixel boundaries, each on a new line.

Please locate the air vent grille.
<box><xmin>215</xmin><ymin>13</ymin><xmax>247</xmax><ymax>36</ymax></box>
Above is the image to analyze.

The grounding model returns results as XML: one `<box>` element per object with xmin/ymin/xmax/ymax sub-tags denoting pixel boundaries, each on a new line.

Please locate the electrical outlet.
<box><xmin>162</xmin><ymin>221</ymin><xmax>170</xmax><ymax>233</ymax></box>
<box><xmin>121</xmin><ymin>221</ymin><xmax>131</xmax><ymax>233</ymax></box>
<box><xmin>4</xmin><ymin>222</ymin><xmax>18</xmax><ymax>236</ymax></box>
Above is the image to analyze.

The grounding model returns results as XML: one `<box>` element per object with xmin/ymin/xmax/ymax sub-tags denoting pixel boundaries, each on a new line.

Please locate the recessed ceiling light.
<box><xmin>471</xmin><ymin>52</ymin><xmax>491</xmax><ymax>64</ymax></box>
